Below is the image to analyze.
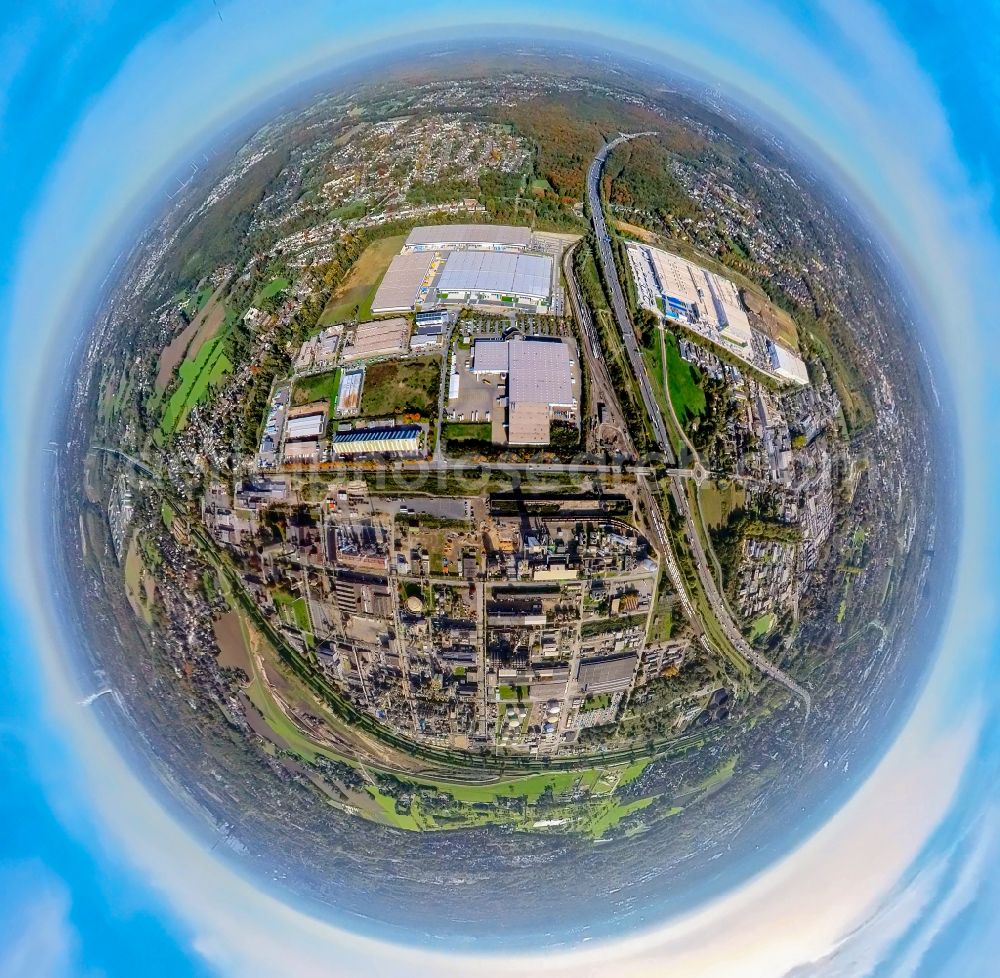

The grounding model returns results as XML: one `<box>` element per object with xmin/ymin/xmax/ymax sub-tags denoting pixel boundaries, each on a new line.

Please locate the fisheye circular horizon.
<box><xmin>3</xmin><ymin>6</ymin><xmax>999</xmax><ymax>978</ymax></box>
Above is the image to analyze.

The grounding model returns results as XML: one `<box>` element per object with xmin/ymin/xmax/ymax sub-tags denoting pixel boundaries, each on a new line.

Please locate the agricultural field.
<box><xmin>318</xmin><ymin>234</ymin><xmax>406</xmax><ymax>325</ymax></box>
<box><xmin>158</xmin><ymin>334</ymin><xmax>233</xmax><ymax>436</ymax></box>
<box><xmin>741</xmin><ymin>287</ymin><xmax>799</xmax><ymax>349</ymax></box>
<box><xmin>360</xmin><ymin>357</ymin><xmax>440</xmax><ymax>418</ymax></box>
<box><xmin>155</xmin><ymin>285</ymin><xmax>229</xmax><ymax>391</ymax></box>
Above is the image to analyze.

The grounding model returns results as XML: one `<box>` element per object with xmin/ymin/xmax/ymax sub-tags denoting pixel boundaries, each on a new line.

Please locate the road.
<box><xmin>586</xmin><ymin>132</ymin><xmax>673</xmax><ymax>458</ymax></box>
<box><xmin>585</xmin><ymin>137</ymin><xmax>811</xmax><ymax>717</ymax></box>
<box><xmin>669</xmin><ymin>476</ymin><xmax>812</xmax><ymax>717</ymax></box>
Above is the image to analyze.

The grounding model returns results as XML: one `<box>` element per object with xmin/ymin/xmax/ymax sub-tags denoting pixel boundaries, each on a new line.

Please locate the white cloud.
<box><xmin>0</xmin><ymin>865</ymin><xmax>78</xmax><ymax>978</ymax></box>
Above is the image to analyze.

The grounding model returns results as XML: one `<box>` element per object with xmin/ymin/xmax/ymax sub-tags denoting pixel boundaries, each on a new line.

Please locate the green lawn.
<box><xmin>749</xmin><ymin>612</ymin><xmax>776</xmax><ymax>640</ymax></box>
<box><xmin>159</xmin><ymin>335</ymin><xmax>233</xmax><ymax>435</ymax></box>
<box><xmin>583</xmin><ymin>796</ymin><xmax>657</xmax><ymax>838</ymax></box>
<box><xmin>256</xmin><ymin>277</ymin><xmax>290</xmax><ymax>302</ymax></box>
<box><xmin>581</xmin><ymin>693</ymin><xmax>611</xmax><ymax>712</ymax></box>
<box><xmin>663</xmin><ymin>331</ymin><xmax>706</xmax><ymax>427</ymax></box>
<box><xmin>292</xmin><ymin>369</ymin><xmax>340</xmax><ymax>407</ymax></box>
<box><xmin>360</xmin><ymin>357</ymin><xmax>439</xmax><ymax>418</ymax></box>
<box><xmin>319</xmin><ymin>234</ymin><xmax>406</xmax><ymax>325</ymax></box>
<box><xmin>273</xmin><ymin>591</ymin><xmax>312</xmax><ymax>636</ymax></box>
<box><xmin>442</xmin><ymin>422</ymin><xmax>491</xmax><ymax>442</ymax></box>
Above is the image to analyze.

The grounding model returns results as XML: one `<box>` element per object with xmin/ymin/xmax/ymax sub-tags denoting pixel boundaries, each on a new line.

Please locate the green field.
<box><xmin>256</xmin><ymin>276</ymin><xmax>290</xmax><ymax>301</ymax></box>
<box><xmin>273</xmin><ymin>591</ymin><xmax>312</xmax><ymax>637</ymax></box>
<box><xmin>319</xmin><ymin>235</ymin><xmax>406</xmax><ymax>325</ymax></box>
<box><xmin>663</xmin><ymin>330</ymin><xmax>706</xmax><ymax>427</ymax></box>
<box><xmin>185</xmin><ymin>285</ymin><xmax>214</xmax><ymax>314</ymax></box>
<box><xmin>159</xmin><ymin>334</ymin><xmax>233</xmax><ymax>435</ymax></box>
<box><xmin>749</xmin><ymin>612</ymin><xmax>776</xmax><ymax>640</ymax></box>
<box><xmin>292</xmin><ymin>369</ymin><xmax>341</xmax><ymax>407</ymax></box>
<box><xmin>361</xmin><ymin>357</ymin><xmax>439</xmax><ymax>418</ymax></box>
<box><xmin>442</xmin><ymin>422</ymin><xmax>491</xmax><ymax>442</ymax></box>
<box><xmin>698</xmin><ymin>480</ymin><xmax>746</xmax><ymax>529</ymax></box>
<box><xmin>581</xmin><ymin>693</ymin><xmax>611</xmax><ymax>712</ymax></box>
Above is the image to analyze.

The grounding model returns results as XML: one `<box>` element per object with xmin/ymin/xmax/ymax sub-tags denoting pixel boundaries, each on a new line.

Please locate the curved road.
<box><xmin>586</xmin><ymin>132</ymin><xmax>672</xmax><ymax>458</ymax></box>
<box><xmin>587</xmin><ymin>136</ymin><xmax>812</xmax><ymax>718</ymax></box>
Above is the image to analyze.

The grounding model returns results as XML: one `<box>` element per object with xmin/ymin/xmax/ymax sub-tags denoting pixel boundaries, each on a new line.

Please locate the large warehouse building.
<box><xmin>370</xmin><ymin>254</ymin><xmax>436</xmax><ymax>315</ymax></box>
<box><xmin>470</xmin><ymin>336</ymin><xmax>577</xmax><ymax>446</ymax></box>
<box><xmin>403</xmin><ymin>224</ymin><xmax>532</xmax><ymax>252</ymax></box>
<box><xmin>370</xmin><ymin>225</ymin><xmax>553</xmax><ymax>315</ymax></box>
<box><xmin>332</xmin><ymin>425</ymin><xmax>422</xmax><ymax>457</ymax></box>
<box><xmin>627</xmin><ymin>243</ymin><xmax>753</xmax><ymax>346</ymax></box>
<box><xmin>437</xmin><ymin>251</ymin><xmax>552</xmax><ymax>305</ymax></box>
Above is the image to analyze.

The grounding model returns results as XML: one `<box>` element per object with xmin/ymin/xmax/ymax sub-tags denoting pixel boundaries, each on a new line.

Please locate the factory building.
<box><xmin>285</xmin><ymin>411</ymin><xmax>326</xmax><ymax>440</ymax></box>
<box><xmin>332</xmin><ymin>425</ymin><xmax>422</xmax><ymax>457</ymax></box>
<box><xmin>576</xmin><ymin>653</ymin><xmax>639</xmax><ymax>693</ymax></box>
<box><xmin>341</xmin><ymin>317</ymin><xmax>410</xmax><ymax>360</ymax></box>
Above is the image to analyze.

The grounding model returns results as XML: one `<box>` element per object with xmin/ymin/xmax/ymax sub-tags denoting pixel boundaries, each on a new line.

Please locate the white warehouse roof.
<box><xmin>437</xmin><ymin>250</ymin><xmax>552</xmax><ymax>301</ymax></box>
<box><xmin>471</xmin><ymin>337</ymin><xmax>574</xmax><ymax>408</ymax></box>
<box><xmin>768</xmin><ymin>341</ymin><xmax>810</xmax><ymax>385</ymax></box>
<box><xmin>405</xmin><ymin>224</ymin><xmax>532</xmax><ymax>249</ymax></box>
<box><xmin>285</xmin><ymin>412</ymin><xmax>326</xmax><ymax>439</ymax></box>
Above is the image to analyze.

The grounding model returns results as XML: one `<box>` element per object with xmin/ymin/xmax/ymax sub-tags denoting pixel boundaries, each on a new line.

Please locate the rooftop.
<box><xmin>437</xmin><ymin>250</ymin><xmax>551</xmax><ymax>301</ymax></box>
<box><xmin>404</xmin><ymin>224</ymin><xmax>532</xmax><ymax>249</ymax></box>
<box><xmin>370</xmin><ymin>254</ymin><xmax>435</xmax><ymax>314</ymax></box>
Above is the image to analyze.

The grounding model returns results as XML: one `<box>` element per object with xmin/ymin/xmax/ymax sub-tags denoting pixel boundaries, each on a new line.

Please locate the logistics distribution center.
<box><xmin>626</xmin><ymin>242</ymin><xmax>809</xmax><ymax>385</ymax></box>
<box><xmin>372</xmin><ymin>224</ymin><xmax>555</xmax><ymax>315</ymax></box>
<box><xmin>468</xmin><ymin>336</ymin><xmax>578</xmax><ymax>446</ymax></box>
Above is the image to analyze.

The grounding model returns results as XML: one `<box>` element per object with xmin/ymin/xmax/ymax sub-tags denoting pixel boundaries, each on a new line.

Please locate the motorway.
<box><xmin>585</xmin><ymin>132</ymin><xmax>673</xmax><ymax>458</ymax></box>
<box><xmin>585</xmin><ymin>136</ymin><xmax>812</xmax><ymax>718</ymax></box>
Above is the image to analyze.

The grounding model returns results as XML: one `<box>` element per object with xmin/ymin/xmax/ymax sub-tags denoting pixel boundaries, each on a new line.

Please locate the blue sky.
<box><xmin>3</xmin><ymin>2</ymin><xmax>1000</xmax><ymax>976</ymax></box>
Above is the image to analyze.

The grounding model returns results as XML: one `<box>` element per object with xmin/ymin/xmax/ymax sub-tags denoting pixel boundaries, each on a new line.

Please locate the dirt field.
<box><xmin>319</xmin><ymin>235</ymin><xmax>406</xmax><ymax>325</ymax></box>
<box><xmin>213</xmin><ymin>610</ymin><xmax>251</xmax><ymax>676</ymax></box>
<box><xmin>614</xmin><ymin>219</ymin><xmax>656</xmax><ymax>243</ymax></box>
<box><xmin>156</xmin><ymin>285</ymin><xmax>228</xmax><ymax>391</ymax></box>
<box><xmin>740</xmin><ymin>288</ymin><xmax>799</xmax><ymax>349</ymax></box>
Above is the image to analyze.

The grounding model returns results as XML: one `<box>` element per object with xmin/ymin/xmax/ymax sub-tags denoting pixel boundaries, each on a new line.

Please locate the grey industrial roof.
<box><xmin>471</xmin><ymin>337</ymin><xmax>574</xmax><ymax>407</ymax></box>
<box><xmin>577</xmin><ymin>653</ymin><xmax>638</xmax><ymax>691</ymax></box>
<box><xmin>508</xmin><ymin>338</ymin><xmax>573</xmax><ymax>406</ymax></box>
<box><xmin>405</xmin><ymin>224</ymin><xmax>531</xmax><ymax>248</ymax></box>
<box><xmin>437</xmin><ymin>250</ymin><xmax>552</xmax><ymax>300</ymax></box>
<box><xmin>370</xmin><ymin>253</ymin><xmax>434</xmax><ymax>312</ymax></box>
<box><xmin>472</xmin><ymin>338</ymin><xmax>510</xmax><ymax>373</ymax></box>
<box><xmin>285</xmin><ymin>413</ymin><xmax>326</xmax><ymax>439</ymax></box>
